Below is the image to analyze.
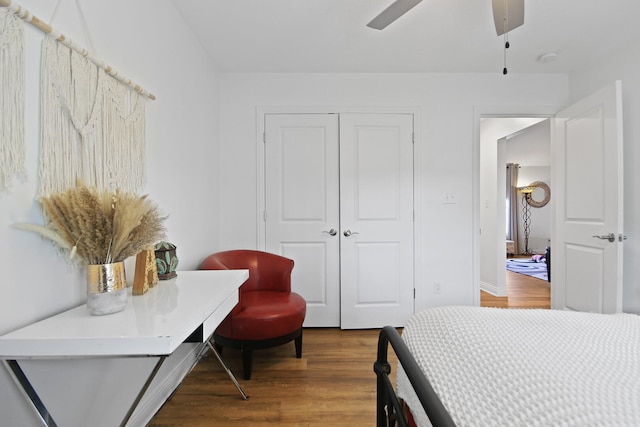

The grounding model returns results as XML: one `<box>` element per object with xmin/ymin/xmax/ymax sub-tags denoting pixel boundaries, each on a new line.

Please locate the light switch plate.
<box><xmin>443</xmin><ymin>192</ymin><xmax>457</xmax><ymax>204</ymax></box>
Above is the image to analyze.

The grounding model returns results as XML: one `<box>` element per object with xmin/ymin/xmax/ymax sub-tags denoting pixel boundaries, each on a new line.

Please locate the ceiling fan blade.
<box><xmin>367</xmin><ymin>0</ymin><xmax>423</xmax><ymax>30</ymax></box>
<box><xmin>492</xmin><ymin>0</ymin><xmax>524</xmax><ymax>36</ymax></box>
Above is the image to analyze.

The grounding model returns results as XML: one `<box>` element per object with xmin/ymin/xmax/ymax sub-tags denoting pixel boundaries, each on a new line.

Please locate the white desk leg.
<box><xmin>3</xmin><ymin>360</ymin><xmax>57</xmax><ymax>427</ymax></box>
<box><xmin>206</xmin><ymin>341</ymin><xmax>249</xmax><ymax>400</ymax></box>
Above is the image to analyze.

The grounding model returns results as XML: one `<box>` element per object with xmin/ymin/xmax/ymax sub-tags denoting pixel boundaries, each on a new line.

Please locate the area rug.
<box><xmin>506</xmin><ymin>258</ymin><xmax>548</xmax><ymax>281</ymax></box>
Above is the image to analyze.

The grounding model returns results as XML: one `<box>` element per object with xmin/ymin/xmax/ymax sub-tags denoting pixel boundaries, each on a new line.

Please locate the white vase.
<box><xmin>86</xmin><ymin>262</ymin><xmax>128</xmax><ymax>315</ymax></box>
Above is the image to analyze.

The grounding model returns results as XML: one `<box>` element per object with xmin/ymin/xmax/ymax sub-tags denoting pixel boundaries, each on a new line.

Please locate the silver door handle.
<box><xmin>343</xmin><ymin>229</ymin><xmax>360</xmax><ymax>237</ymax></box>
<box><xmin>322</xmin><ymin>228</ymin><xmax>337</xmax><ymax>236</ymax></box>
<box><xmin>592</xmin><ymin>233</ymin><xmax>616</xmax><ymax>242</ymax></box>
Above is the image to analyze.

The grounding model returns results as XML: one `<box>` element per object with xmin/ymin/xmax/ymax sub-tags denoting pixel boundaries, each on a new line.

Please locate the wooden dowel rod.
<box><xmin>0</xmin><ymin>0</ymin><xmax>156</xmax><ymax>100</ymax></box>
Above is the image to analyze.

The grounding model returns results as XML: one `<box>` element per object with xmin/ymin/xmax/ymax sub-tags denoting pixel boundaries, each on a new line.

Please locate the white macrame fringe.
<box><xmin>0</xmin><ymin>8</ymin><xmax>26</xmax><ymax>192</ymax></box>
<box><xmin>39</xmin><ymin>35</ymin><xmax>146</xmax><ymax>196</ymax></box>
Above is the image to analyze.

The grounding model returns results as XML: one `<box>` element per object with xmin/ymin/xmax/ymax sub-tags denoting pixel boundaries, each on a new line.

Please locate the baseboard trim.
<box><xmin>480</xmin><ymin>281</ymin><xmax>508</xmax><ymax>297</ymax></box>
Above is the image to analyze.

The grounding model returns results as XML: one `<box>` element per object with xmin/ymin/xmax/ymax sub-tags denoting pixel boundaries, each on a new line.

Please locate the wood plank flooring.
<box><xmin>149</xmin><ymin>269</ymin><xmax>549</xmax><ymax>426</ymax></box>
<box><xmin>149</xmin><ymin>328</ymin><xmax>395</xmax><ymax>426</ymax></box>
<box><xmin>481</xmin><ymin>265</ymin><xmax>551</xmax><ymax>309</ymax></box>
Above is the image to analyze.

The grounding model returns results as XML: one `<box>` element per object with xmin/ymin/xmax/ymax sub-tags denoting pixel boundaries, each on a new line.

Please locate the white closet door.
<box><xmin>264</xmin><ymin>114</ymin><xmax>341</xmax><ymax>326</ymax></box>
<box><xmin>339</xmin><ymin>113</ymin><xmax>415</xmax><ymax>329</ymax></box>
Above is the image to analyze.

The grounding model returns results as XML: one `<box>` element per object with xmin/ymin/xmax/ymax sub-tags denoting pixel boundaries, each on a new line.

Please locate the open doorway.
<box><xmin>474</xmin><ymin>83</ymin><xmax>623</xmax><ymax>312</ymax></box>
<box><xmin>479</xmin><ymin>117</ymin><xmax>551</xmax><ymax>309</ymax></box>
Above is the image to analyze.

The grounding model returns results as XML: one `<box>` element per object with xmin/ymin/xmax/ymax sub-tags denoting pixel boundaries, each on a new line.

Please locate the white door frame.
<box><xmin>256</xmin><ymin>105</ymin><xmax>423</xmax><ymax>308</ymax></box>
<box><xmin>472</xmin><ymin>106</ymin><xmax>557</xmax><ymax>305</ymax></box>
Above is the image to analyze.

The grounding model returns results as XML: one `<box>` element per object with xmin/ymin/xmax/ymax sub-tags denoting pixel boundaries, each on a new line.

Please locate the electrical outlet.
<box><xmin>434</xmin><ymin>281</ymin><xmax>442</xmax><ymax>294</ymax></box>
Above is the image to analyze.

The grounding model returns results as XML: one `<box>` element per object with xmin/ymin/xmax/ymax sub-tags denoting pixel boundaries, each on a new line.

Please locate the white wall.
<box><xmin>218</xmin><ymin>73</ymin><xmax>569</xmax><ymax>311</ymax></box>
<box><xmin>0</xmin><ymin>0</ymin><xmax>221</xmax><ymax>424</ymax></box>
<box><xmin>569</xmin><ymin>39</ymin><xmax>640</xmax><ymax>313</ymax></box>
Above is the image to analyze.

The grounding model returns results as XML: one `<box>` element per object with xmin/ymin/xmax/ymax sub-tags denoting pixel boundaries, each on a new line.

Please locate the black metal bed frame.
<box><xmin>374</xmin><ymin>326</ymin><xmax>456</xmax><ymax>427</ymax></box>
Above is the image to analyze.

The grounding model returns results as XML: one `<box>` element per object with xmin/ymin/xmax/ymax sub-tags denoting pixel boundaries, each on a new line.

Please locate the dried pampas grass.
<box><xmin>14</xmin><ymin>183</ymin><xmax>166</xmax><ymax>264</ymax></box>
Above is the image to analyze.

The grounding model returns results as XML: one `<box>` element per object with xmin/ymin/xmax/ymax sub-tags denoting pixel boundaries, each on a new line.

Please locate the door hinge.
<box><xmin>263</xmin><ymin>132</ymin><xmax>266</xmax><ymax>143</ymax></box>
<box><xmin>412</xmin><ymin>132</ymin><xmax>415</xmax><ymax>144</ymax></box>
<box><xmin>263</xmin><ymin>210</ymin><xmax>267</xmax><ymax>221</ymax></box>
<box><xmin>413</xmin><ymin>288</ymin><xmax>416</xmax><ymax>299</ymax></box>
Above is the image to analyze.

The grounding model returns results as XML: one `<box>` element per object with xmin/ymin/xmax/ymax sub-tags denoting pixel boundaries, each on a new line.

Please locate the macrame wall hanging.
<box><xmin>39</xmin><ymin>35</ymin><xmax>147</xmax><ymax>196</ymax></box>
<box><xmin>0</xmin><ymin>0</ymin><xmax>155</xmax><ymax>196</ymax></box>
<box><xmin>0</xmin><ymin>7</ymin><xmax>26</xmax><ymax>192</ymax></box>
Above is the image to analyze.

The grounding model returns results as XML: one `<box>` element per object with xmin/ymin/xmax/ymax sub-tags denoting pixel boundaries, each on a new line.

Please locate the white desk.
<box><xmin>0</xmin><ymin>269</ymin><xmax>248</xmax><ymax>426</ymax></box>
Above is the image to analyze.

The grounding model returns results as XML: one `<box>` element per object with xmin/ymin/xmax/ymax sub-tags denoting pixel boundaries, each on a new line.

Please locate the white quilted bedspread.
<box><xmin>396</xmin><ymin>306</ymin><xmax>640</xmax><ymax>427</ymax></box>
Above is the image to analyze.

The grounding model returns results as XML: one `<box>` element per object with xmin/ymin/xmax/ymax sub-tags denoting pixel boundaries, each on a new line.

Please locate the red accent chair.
<box><xmin>199</xmin><ymin>250</ymin><xmax>306</xmax><ymax>380</ymax></box>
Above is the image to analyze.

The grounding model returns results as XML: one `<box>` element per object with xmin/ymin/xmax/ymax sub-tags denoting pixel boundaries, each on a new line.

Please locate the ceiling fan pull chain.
<box><xmin>503</xmin><ymin>26</ymin><xmax>509</xmax><ymax>74</ymax></box>
<box><xmin>503</xmin><ymin>0</ymin><xmax>509</xmax><ymax>75</ymax></box>
<box><xmin>504</xmin><ymin>28</ymin><xmax>510</xmax><ymax>74</ymax></box>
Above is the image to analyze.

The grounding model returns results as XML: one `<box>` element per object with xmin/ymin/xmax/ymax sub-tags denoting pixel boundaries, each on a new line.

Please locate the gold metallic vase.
<box><xmin>86</xmin><ymin>262</ymin><xmax>128</xmax><ymax>315</ymax></box>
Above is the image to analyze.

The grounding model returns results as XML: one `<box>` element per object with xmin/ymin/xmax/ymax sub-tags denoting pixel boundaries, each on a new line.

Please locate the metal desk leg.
<box><xmin>4</xmin><ymin>360</ymin><xmax>57</xmax><ymax>427</ymax></box>
<box><xmin>119</xmin><ymin>356</ymin><xmax>166</xmax><ymax>427</ymax></box>
<box><xmin>206</xmin><ymin>341</ymin><xmax>249</xmax><ymax>400</ymax></box>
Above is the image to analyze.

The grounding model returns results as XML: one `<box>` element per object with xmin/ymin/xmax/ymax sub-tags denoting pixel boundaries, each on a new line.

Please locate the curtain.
<box><xmin>506</xmin><ymin>163</ymin><xmax>519</xmax><ymax>254</ymax></box>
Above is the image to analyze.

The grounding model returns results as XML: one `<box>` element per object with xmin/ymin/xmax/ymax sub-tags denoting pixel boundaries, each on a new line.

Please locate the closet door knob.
<box><xmin>323</xmin><ymin>228</ymin><xmax>337</xmax><ymax>236</ymax></box>
<box><xmin>343</xmin><ymin>230</ymin><xmax>360</xmax><ymax>237</ymax></box>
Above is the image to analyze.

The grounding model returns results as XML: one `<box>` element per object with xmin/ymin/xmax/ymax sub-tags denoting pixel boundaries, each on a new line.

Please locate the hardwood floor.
<box><xmin>149</xmin><ymin>269</ymin><xmax>549</xmax><ymax>426</ymax></box>
<box><xmin>481</xmin><ymin>267</ymin><xmax>551</xmax><ymax>309</ymax></box>
<box><xmin>149</xmin><ymin>328</ymin><xmax>396</xmax><ymax>426</ymax></box>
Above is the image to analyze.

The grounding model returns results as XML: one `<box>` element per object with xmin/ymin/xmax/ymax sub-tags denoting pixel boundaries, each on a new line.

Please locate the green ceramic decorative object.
<box><xmin>154</xmin><ymin>241</ymin><xmax>179</xmax><ymax>280</ymax></box>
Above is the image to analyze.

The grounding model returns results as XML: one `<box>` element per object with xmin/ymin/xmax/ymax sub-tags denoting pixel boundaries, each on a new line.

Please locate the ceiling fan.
<box><xmin>367</xmin><ymin>0</ymin><xmax>524</xmax><ymax>35</ymax></box>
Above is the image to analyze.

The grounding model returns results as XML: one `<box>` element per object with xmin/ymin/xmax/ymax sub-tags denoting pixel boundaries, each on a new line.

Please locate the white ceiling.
<box><xmin>172</xmin><ymin>0</ymin><xmax>640</xmax><ymax>74</ymax></box>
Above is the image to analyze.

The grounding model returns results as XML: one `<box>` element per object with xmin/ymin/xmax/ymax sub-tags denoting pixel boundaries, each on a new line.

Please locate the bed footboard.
<box><xmin>374</xmin><ymin>326</ymin><xmax>455</xmax><ymax>427</ymax></box>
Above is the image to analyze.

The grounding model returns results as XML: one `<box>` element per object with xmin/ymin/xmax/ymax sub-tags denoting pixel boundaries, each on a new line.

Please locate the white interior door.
<box><xmin>552</xmin><ymin>81</ymin><xmax>624</xmax><ymax>313</ymax></box>
<box><xmin>264</xmin><ymin>114</ymin><xmax>341</xmax><ymax>326</ymax></box>
<box><xmin>339</xmin><ymin>113</ymin><xmax>415</xmax><ymax>329</ymax></box>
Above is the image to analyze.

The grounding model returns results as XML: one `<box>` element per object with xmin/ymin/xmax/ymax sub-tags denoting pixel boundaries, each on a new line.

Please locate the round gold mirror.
<box><xmin>526</xmin><ymin>181</ymin><xmax>550</xmax><ymax>208</ymax></box>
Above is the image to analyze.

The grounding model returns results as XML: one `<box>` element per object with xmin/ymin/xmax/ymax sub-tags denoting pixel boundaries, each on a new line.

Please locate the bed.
<box><xmin>374</xmin><ymin>306</ymin><xmax>640</xmax><ymax>427</ymax></box>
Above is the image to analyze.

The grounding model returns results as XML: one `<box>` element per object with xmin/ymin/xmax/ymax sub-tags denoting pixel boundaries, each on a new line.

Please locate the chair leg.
<box><xmin>295</xmin><ymin>330</ymin><xmax>303</xmax><ymax>358</ymax></box>
<box><xmin>242</xmin><ymin>349</ymin><xmax>253</xmax><ymax>380</ymax></box>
